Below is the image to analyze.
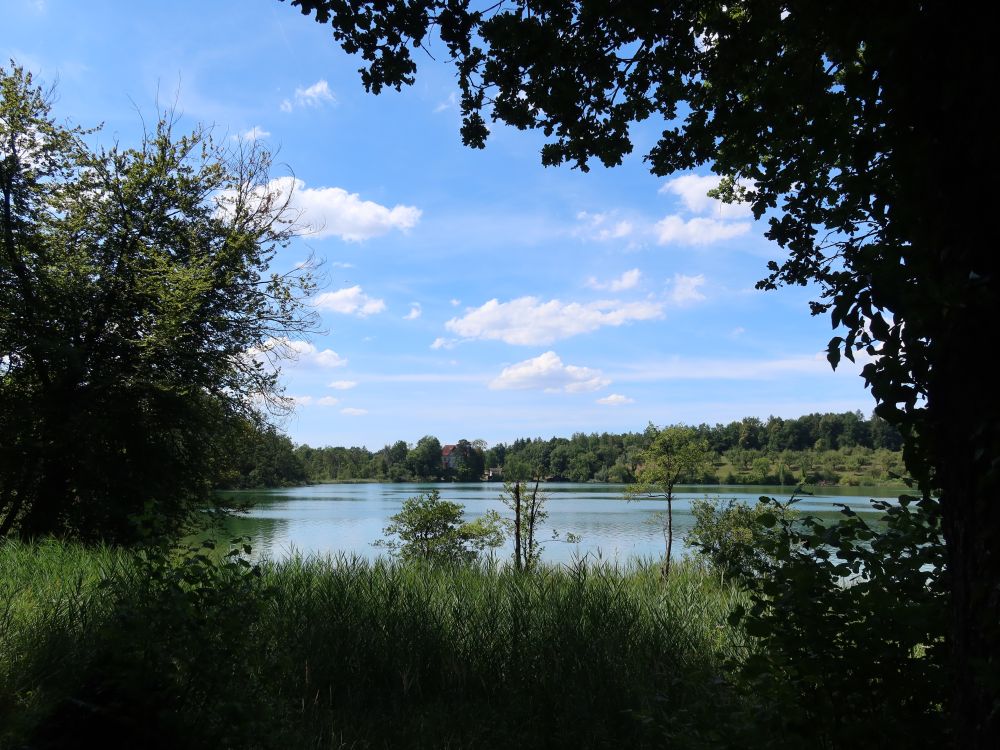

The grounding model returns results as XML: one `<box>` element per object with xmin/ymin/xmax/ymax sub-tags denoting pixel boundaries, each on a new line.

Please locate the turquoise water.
<box><xmin>218</xmin><ymin>482</ymin><xmax>902</xmax><ymax>564</ymax></box>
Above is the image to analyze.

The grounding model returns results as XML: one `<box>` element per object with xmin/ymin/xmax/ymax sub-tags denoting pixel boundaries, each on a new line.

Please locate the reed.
<box><xmin>1</xmin><ymin>540</ymin><xmax>751</xmax><ymax>748</ymax></box>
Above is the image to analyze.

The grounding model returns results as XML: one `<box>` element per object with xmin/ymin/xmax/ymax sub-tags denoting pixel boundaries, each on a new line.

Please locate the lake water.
<box><xmin>218</xmin><ymin>483</ymin><xmax>904</xmax><ymax>565</ymax></box>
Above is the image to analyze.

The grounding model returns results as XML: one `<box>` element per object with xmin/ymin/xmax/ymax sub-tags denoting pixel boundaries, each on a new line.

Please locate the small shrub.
<box><xmin>375</xmin><ymin>489</ymin><xmax>505</xmax><ymax>564</ymax></box>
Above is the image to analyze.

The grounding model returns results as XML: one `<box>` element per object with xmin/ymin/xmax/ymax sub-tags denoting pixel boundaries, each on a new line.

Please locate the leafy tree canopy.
<box><xmin>0</xmin><ymin>63</ymin><xmax>316</xmax><ymax>542</ymax></box>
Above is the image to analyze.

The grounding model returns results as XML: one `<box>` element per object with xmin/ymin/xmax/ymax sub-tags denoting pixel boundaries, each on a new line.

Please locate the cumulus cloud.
<box><xmin>652</xmin><ymin>172</ymin><xmax>754</xmax><ymax>245</ymax></box>
<box><xmin>266</xmin><ymin>176</ymin><xmax>421</xmax><ymax>241</ymax></box>
<box><xmin>445</xmin><ymin>296</ymin><xmax>663</xmax><ymax>346</ymax></box>
<box><xmin>668</xmin><ymin>273</ymin><xmax>707</xmax><ymax>306</ymax></box>
<box><xmin>490</xmin><ymin>351</ymin><xmax>611</xmax><ymax>393</ymax></box>
<box><xmin>341</xmin><ymin>407</ymin><xmax>368</xmax><ymax>416</ymax></box>
<box><xmin>654</xmin><ymin>215</ymin><xmax>751</xmax><ymax>245</ymax></box>
<box><xmin>587</xmin><ymin>268</ymin><xmax>642</xmax><ymax>292</ymax></box>
<box><xmin>312</xmin><ymin>348</ymin><xmax>349</xmax><ymax>368</ymax></box>
<box><xmin>282</xmin><ymin>79</ymin><xmax>335</xmax><ymax>111</ymax></box>
<box><xmin>597</xmin><ymin>393</ymin><xmax>634</xmax><ymax>405</ymax></box>
<box><xmin>250</xmin><ymin>338</ymin><xmax>347</xmax><ymax>369</ymax></box>
<box><xmin>404</xmin><ymin>303</ymin><xmax>422</xmax><ymax>320</ymax></box>
<box><xmin>431</xmin><ymin>337</ymin><xmax>459</xmax><ymax>350</ymax></box>
<box><xmin>575</xmin><ymin>211</ymin><xmax>634</xmax><ymax>241</ymax></box>
<box><xmin>659</xmin><ymin>173</ymin><xmax>752</xmax><ymax>219</ymax></box>
<box><xmin>450</xmin><ymin>298</ymin><xmax>461</xmax><ymax>307</ymax></box>
<box><xmin>327</xmin><ymin>380</ymin><xmax>357</xmax><ymax>390</ymax></box>
<box><xmin>314</xmin><ymin>285</ymin><xmax>386</xmax><ymax>317</ymax></box>
<box><xmin>317</xmin><ymin>396</ymin><xmax>340</xmax><ymax>406</ymax></box>
<box><xmin>237</xmin><ymin>125</ymin><xmax>270</xmax><ymax>141</ymax></box>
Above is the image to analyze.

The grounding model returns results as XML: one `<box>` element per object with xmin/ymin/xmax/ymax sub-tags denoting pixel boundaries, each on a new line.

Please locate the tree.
<box><xmin>213</xmin><ymin>418</ymin><xmax>308</xmax><ymax>490</ymax></box>
<box><xmin>500</xmin><ymin>479</ymin><xmax>547</xmax><ymax>572</ymax></box>
<box><xmin>628</xmin><ymin>426</ymin><xmax>712</xmax><ymax>578</ymax></box>
<box><xmin>451</xmin><ymin>438</ymin><xmax>485</xmax><ymax>481</ymax></box>
<box><xmin>284</xmin><ymin>3</ymin><xmax>998</xmax><ymax>739</ymax></box>
<box><xmin>406</xmin><ymin>435</ymin><xmax>443</xmax><ymax>479</ymax></box>
<box><xmin>0</xmin><ymin>64</ymin><xmax>315</xmax><ymax>542</ymax></box>
<box><xmin>375</xmin><ymin>489</ymin><xmax>504</xmax><ymax>564</ymax></box>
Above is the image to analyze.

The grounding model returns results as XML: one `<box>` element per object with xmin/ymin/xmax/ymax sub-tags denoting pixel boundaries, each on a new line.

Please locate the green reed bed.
<box><xmin>1</xmin><ymin>540</ymin><xmax>751</xmax><ymax>749</ymax></box>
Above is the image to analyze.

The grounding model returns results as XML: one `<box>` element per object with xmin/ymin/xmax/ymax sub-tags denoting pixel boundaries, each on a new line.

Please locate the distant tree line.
<box><xmin>217</xmin><ymin>411</ymin><xmax>905</xmax><ymax>488</ymax></box>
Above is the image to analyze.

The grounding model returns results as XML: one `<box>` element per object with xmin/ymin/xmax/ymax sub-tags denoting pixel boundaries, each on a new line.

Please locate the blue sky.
<box><xmin>5</xmin><ymin>0</ymin><xmax>876</xmax><ymax>449</ymax></box>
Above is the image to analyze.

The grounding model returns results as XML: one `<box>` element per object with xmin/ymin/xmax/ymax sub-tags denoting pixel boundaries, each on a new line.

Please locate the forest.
<box><xmin>219</xmin><ymin>410</ymin><xmax>906</xmax><ymax>488</ymax></box>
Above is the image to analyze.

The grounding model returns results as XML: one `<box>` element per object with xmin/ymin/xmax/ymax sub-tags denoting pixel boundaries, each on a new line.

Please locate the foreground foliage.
<box><xmin>1</xmin><ymin>541</ymin><xmax>749</xmax><ymax>749</ymax></box>
<box><xmin>3</xmin><ymin>503</ymin><xmax>951</xmax><ymax>749</ymax></box>
<box><xmin>688</xmin><ymin>494</ymin><xmax>949</xmax><ymax>748</ymax></box>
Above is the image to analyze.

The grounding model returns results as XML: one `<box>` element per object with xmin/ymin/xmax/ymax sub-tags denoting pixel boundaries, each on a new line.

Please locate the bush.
<box><xmin>719</xmin><ymin>495</ymin><xmax>950</xmax><ymax>748</ymax></box>
<box><xmin>375</xmin><ymin>489</ymin><xmax>505</xmax><ymax>564</ymax></box>
<box><xmin>684</xmin><ymin>498</ymin><xmax>797</xmax><ymax>581</ymax></box>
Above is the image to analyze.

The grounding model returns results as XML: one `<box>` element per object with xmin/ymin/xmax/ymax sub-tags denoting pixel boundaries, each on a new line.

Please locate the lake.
<box><xmin>218</xmin><ymin>482</ymin><xmax>904</xmax><ymax>565</ymax></box>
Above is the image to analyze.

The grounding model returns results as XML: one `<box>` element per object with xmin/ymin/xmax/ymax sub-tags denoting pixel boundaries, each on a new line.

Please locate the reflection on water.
<box><xmin>216</xmin><ymin>483</ymin><xmax>901</xmax><ymax>565</ymax></box>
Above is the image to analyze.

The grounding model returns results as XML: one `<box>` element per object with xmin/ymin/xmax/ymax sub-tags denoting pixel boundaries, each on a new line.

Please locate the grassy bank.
<box><xmin>1</xmin><ymin>540</ymin><xmax>752</xmax><ymax>749</ymax></box>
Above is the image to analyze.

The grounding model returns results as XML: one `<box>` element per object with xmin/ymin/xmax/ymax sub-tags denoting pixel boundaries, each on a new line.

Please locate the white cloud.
<box><xmin>587</xmin><ymin>268</ymin><xmax>642</xmax><ymax>292</ymax></box>
<box><xmin>729</xmin><ymin>326</ymin><xmax>746</xmax><ymax>338</ymax></box>
<box><xmin>434</xmin><ymin>91</ymin><xmax>458</xmax><ymax>113</ymax></box>
<box><xmin>431</xmin><ymin>337</ymin><xmax>459</xmax><ymax>350</ymax></box>
<box><xmin>250</xmin><ymin>338</ymin><xmax>348</xmax><ymax>369</ymax></box>
<box><xmin>668</xmin><ymin>273</ymin><xmax>707</xmax><ymax>306</ymax></box>
<box><xmin>330</xmin><ymin>261</ymin><xmax>355</xmax><ymax>269</ymax></box>
<box><xmin>238</xmin><ymin>125</ymin><xmax>270</xmax><ymax>141</ymax></box>
<box><xmin>445</xmin><ymin>296</ymin><xmax>663</xmax><ymax>346</ymax></box>
<box><xmin>659</xmin><ymin>173</ymin><xmax>752</xmax><ymax>219</ymax></box>
<box><xmin>314</xmin><ymin>285</ymin><xmax>386</xmax><ymax>317</ymax></box>
<box><xmin>317</xmin><ymin>396</ymin><xmax>340</xmax><ymax>406</ymax></box>
<box><xmin>282</xmin><ymin>79</ymin><xmax>335</xmax><ymax>111</ymax></box>
<box><xmin>490</xmin><ymin>351</ymin><xmax>611</xmax><ymax>393</ymax></box>
<box><xmin>654</xmin><ymin>215</ymin><xmax>751</xmax><ymax>245</ymax></box>
<box><xmin>597</xmin><ymin>394</ymin><xmax>634</xmax><ymax>406</ymax></box>
<box><xmin>575</xmin><ymin>211</ymin><xmax>634</xmax><ymax>241</ymax></box>
<box><xmin>341</xmin><ymin>407</ymin><xmax>368</xmax><ymax>416</ymax></box>
<box><xmin>651</xmin><ymin>173</ymin><xmax>755</xmax><ymax>245</ymax></box>
<box><xmin>267</xmin><ymin>176</ymin><xmax>421</xmax><ymax>241</ymax></box>
<box><xmin>313</xmin><ymin>349</ymin><xmax>349</xmax><ymax>368</ymax></box>
<box><xmin>327</xmin><ymin>380</ymin><xmax>357</xmax><ymax>390</ymax></box>
<box><xmin>450</xmin><ymin>298</ymin><xmax>461</xmax><ymax>307</ymax></box>
<box><xmin>289</xmin><ymin>394</ymin><xmax>313</xmax><ymax>405</ymax></box>
<box><xmin>404</xmin><ymin>303</ymin><xmax>422</xmax><ymax>320</ymax></box>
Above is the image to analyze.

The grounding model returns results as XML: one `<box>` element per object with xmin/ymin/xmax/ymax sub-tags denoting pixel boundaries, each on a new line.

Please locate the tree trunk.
<box><xmin>512</xmin><ymin>482</ymin><xmax>522</xmax><ymax>571</ymax></box>
<box><xmin>927</xmin><ymin>19</ymin><xmax>998</xmax><ymax>746</ymax></box>
<box><xmin>662</xmin><ymin>490</ymin><xmax>673</xmax><ymax>579</ymax></box>
<box><xmin>932</xmin><ymin>317</ymin><xmax>1000</xmax><ymax>747</ymax></box>
<box><xmin>885</xmin><ymin>8</ymin><xmax>1000</xmax><ymax>743</ymax></box>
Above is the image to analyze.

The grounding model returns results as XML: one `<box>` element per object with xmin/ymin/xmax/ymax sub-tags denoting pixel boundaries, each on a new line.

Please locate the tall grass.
<box><xmin>1</xmin><ymin>540</ymin><xmax>751</xmax><ymax>749</ymax></box>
